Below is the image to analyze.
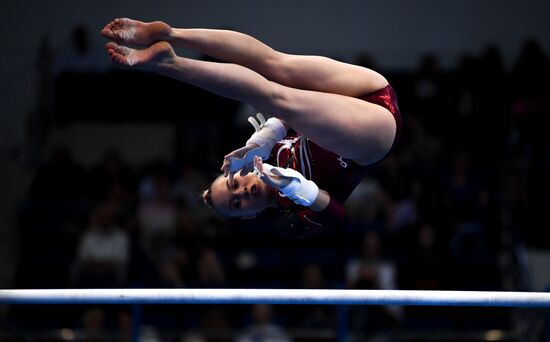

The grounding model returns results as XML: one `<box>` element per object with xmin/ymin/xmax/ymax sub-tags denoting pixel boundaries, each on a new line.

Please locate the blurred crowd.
<box><xmin>6</xmin><ymin>26</ymin><xmax>550</xmax><ymax>340</ymax></box>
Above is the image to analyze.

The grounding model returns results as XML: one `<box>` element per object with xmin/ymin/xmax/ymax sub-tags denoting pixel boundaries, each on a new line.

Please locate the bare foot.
<box><xmin>106</xmin><ymin>41</ymin><xmax>175</xmax><ymax>69</ymax></box>
<box><xmin>101</xmin><ymin>18</ymin><xmax>172</xmax><ymax>47</ymax></box>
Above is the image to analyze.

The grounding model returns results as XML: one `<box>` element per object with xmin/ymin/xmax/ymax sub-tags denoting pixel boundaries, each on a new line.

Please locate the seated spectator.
<box><xmin>295</xmin><ymin>263</ymin><xmax>334</xmax><ymax>329</ymax></box>
<box><xmin>346</xmin><ymin>231</ymin><xmax>399</xmax><ymax>292</ymax></box>
<box><xmin>138</xmin><ymin>167</ymin><xmax>177</xmax><ymax>243</ymax></box>
<box><xmin>345</xmin><ymin>176</ymin><xmax>390</xmax><ymax>227</ymax></box>
<box><xmin>400</xmin><ymin>223</ymin><xmax>447</xmax><ymax>290</ymax></box>
<box><xmin>148</xmin><ymin>232</ymin><xmax>190</xmax><ymax>288</ymax></box>
<box><xmin>346</xmin><ymin>230</ymin><xmax>402</xmax><ymax>330</ymax></box>
<box><xmin>71</xmin><ymin>202</ymin><xmax>129</xmax><ymax>287</ymax></box>
<box><xmin>195</xmin><ymin>247</ymin><xmax>227</xmax><ymax>287</ymax></box>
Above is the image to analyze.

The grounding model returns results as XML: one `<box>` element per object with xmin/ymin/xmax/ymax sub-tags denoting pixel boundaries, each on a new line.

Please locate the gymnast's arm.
<box><xmin>253</xmin><ymin>157</ymin><xmax>345</xmax><ymax>237</ymax></box>
<box><xmin>278</xmin><ymin>195</ymin><xmax>346</xmax><ymax>239</ymax></box>
<box><xmin>308</xmin><ymin>189</ymin><xmax>331</xmax><ymax>212</ymax></box>
<box><xmin>221</xmin><ymin>114</ymin><xmax>289</xmax><ymax>182</ymax></box>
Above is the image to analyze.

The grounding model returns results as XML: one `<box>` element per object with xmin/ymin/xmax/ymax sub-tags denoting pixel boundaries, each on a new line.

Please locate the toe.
<box><xmin>105</xmin><ymin>41</ymin><xmax>119</xmax><ymax>50</ymax></box>
<box><xmin>113</xmin><ymin>18</ymin><xmax>125</xmax><ymax>28</ymax></box>
<box><xmin>100</xmin><ymin>28</ymin><xmax>114</xmax><ymax>39</ymax></box>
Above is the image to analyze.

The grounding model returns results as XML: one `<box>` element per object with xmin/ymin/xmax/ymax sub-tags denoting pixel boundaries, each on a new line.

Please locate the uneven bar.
<box><xmin>1</xmin><ymin>289</ymin><xmax>550</xmax><ymax>307</ymax></box>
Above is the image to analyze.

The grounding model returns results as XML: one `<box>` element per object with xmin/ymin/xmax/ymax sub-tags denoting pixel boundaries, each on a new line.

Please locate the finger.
<box><xmin>254</xmin><ymin>160</ymin><xmax>274</xmax><ymax>186</ymax></box>
<box><xmin>254</xmin><ymin>156</ymin><xmax>263</xmax><ymax>172</ymax></box>
<box><xmin>259</xmin><ymin>173</ymin><xmax>278</xmax><ymax>188</ymax></box>
<box><xmin>242</xmin><ymin>163</ymin><xmax>256</xmax><ymax>177</ymax></box>
<box><xmin>224</xmin><ymin>148</ymin><xmax>241</xmax><ymax>159</ymax></box>
<box><xmin>100</xmin><ymin>26</ymin><xmax>115</xmax><ymax>40</ymax></box>
<box><xmin>224</xmin><ymin>152</ymin><xmax>236</xmax><ymax>159</ymax></box>
<box><xmin>222</xmin><ymin>156</ymin><xmax>231</xmax><ymax>167</ymax></box>
<box><xmin>257</xmin><ymin>171</ymin><xmax>269</xmax><ymax>184</ymax></box>
<box><xmin>224</xmin><ymin>147</ymin><xmax>247</xmax><ymax>160</ymax></box>
<box><xmin>246</xmin><ymin>163</ymin><xmax>256</xmax><ymax>173</ymax></box>
<box><xmin>221</xmin><ymin>160</ymin><xmax>230</xmax><ymax>174</ymax></box>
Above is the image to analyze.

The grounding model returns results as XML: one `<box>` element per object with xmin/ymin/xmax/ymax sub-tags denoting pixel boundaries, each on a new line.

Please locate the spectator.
<box><xmin>137</xmin><ymin>164</ymin><xmax>178</xmax><ymax>246</ymax></box>
<box><xmin>400</xmin><ymin>223</ymin><xmax>447</xmax><ymax>290</ymax></box>
<box><xmin>195</xmin><ymin>247</ymin><xmax>227</xmax><ymax>287</ymax></box>
<box><xmin>295</xmin><ymin>264</ymin><xmax>334</xmax><ymax>329</ymax></box>
<box><xmin>346</xmin><ymin>230</ymin><xmax>402</xmax><ymax>330</ymax></box>
<box><xmin>72</xmin><ymin>202</ymin><xmax>129</xmax><ymax>287</ymax></box>
<box><xmin>148</xmin><ymin>232</ymin><xmax>190</xmax><ymax>288</ymax></box>
<box><xmin>345</xmin><ymin>176</ymin><xmax>390</xmax><ymax>230</ymax></box>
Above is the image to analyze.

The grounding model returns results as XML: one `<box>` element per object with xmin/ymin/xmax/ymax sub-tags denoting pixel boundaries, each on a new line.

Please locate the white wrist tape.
<box><xmin>245</xmin><ymin>114</ymin><xmax>287</xmax><ymax>158</ymax></box>
<box><xmin>228</xmin><ymin>114</ymin><xmax>287</xmax><ymax>173</ymax></box>
<box><xmin>261</xmin><ymin>163</ymin><xmax>319</xmax><ymax>207</ymax></box>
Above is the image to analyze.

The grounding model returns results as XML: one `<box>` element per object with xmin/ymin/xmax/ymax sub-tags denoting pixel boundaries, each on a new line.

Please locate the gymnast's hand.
<box><xmin>221</xmin><ymin>144</ymin><xmax>261</xmax><ymax>185</ymax></box>
<box><xmin>252</xmin><ymin>156</ymin><xmax>292</xmax><ymax>189</ymax></box>
<box><xmin>222</xmin><ymin>114</ymin><xmax>288</xmax><ymax>184</ymax></box>
<box><xmin>253</xmin><ymin>156</ymin><xmax>319</xmax><ymax>207</ymax></box>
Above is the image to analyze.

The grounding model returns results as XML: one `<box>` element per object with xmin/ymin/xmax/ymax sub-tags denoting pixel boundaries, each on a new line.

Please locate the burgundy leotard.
<box><xmin>266</xmin><ymin>85</ymin><xmax>401</xmax><ymax>238</ymax></box>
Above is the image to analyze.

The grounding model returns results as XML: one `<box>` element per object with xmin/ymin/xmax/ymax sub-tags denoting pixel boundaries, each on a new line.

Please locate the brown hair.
<box><xmin>201</xmin><ymin>184</ymin><xmax>226</xmax><ymax>218</ymax></box>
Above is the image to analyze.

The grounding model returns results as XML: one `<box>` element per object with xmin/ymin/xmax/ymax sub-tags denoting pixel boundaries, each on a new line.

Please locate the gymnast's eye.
<box><xmin>233</xmin><ymin>197</ymin><xmax>241</xmax><ymax>209</ymax></box>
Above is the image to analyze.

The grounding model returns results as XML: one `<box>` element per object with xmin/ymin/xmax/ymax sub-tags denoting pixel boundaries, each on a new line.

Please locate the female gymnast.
<box><xmin>101</xmin><ymin>18</ymin><xmax>401</xmax><ymax>238</ymax></box>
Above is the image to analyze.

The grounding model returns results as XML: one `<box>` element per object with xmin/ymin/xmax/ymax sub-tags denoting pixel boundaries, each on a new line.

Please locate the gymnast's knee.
<box><xmin>263</xmin><ymin>52</ymin><xmax>298</xmax><ymax>84</ymax></box>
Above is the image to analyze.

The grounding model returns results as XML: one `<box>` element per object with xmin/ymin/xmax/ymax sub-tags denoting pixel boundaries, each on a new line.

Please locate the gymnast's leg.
<box><xmin>106</xmin><ymin>41</ymin><xmax>395</xmax><ymax>165</ymax></box>
<box><xmin>101</xmin><ymin>18</ymin><xmax>388</xmax><ymax>97</ymax></box>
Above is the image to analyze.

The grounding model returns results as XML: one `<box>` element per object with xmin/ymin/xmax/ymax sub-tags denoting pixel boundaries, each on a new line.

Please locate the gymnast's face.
<box><xmin>210</xmin><ymin>173</ymin><xmax>276</xmax><ymax>218</ymax></box>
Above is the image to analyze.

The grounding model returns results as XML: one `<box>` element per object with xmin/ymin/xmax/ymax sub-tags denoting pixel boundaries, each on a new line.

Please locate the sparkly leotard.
<box><xmin>266</xmin><ymin>85</ymin><xmax>402</xmax><ymax>238</ymax></box>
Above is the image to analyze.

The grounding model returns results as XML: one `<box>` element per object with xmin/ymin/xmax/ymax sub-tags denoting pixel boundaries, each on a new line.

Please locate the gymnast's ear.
<box><xmin>201</xmin><ymin>188</ymin><xmax>224</xmax><ymax>218</ymax></box>
<box><xmin>201</xmin><ymin>189</ymin><xmax>211</xmax><ymax>206</ymax></box>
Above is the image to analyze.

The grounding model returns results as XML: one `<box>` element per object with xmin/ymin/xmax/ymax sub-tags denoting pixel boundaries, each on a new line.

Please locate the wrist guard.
<box><xmin>228</xmin><ymin>113</ymin><xmax>287</xmax><ymax>173</ymax></box>
<box><xmin>261</xmin><ymin>163</ymin><xmax>319</xmax><ymax>207</ymax></box>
